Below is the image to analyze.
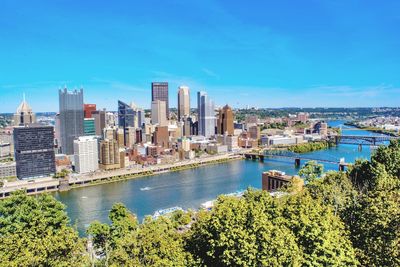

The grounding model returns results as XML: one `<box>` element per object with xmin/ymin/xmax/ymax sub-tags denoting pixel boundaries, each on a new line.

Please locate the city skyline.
<box><xmin>1</xmin><ymin>0</ymin><xmax>400</xmax><ymax>112</ymax></box>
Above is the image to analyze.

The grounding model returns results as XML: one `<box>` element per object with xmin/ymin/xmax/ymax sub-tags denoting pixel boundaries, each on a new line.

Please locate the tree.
<box><xmin>298</xmin><ymin>160</ymin><xmax>324</xmax><ymax>183</ymax></box>
<box><xmin>187</xmin><ymin>189</ymin><xmax>357</xmax><ymax>267</ymax></box>
<box><xmin>0</xmin><ymin>191</ymin><xmax>88</xmax><ymax>267</ymax></box>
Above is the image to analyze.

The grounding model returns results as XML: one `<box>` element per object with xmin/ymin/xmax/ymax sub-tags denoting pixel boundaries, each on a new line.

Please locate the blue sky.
<box><xmin>0</xmin><ymin>0</ymin><xmax>399</xmax><ymax>112</ymax></box>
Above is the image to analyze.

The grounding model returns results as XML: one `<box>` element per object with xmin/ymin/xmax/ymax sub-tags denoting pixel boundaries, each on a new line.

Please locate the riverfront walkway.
<box><xmin>0</xmin><ymin>153</ymin><xmax>243</xmax><ymax>199</ymax></box>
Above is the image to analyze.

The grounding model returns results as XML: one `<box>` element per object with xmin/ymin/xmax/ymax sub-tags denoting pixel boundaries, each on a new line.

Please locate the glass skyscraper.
<box><xmin>151</xmin><ymin>82</ymin><xmax>169</xmax><ymax>118</ymax></box>
<box><xmin>13</xmin><ymin>125</ymin><xmax>56</xmax><ymax>179</ymax></box>
<box><xmin>197</xmin><ymin>91</ymin><xmax>215</xmax><ymax>138</ymax></box>
<box><xmin>59</xmin><ymin>88</ymin><xmax>84</xmax><ymax>155</ymax></box>
<box><xmin>118</xmin><ymin>100</ymin><xmax>144</xmax><ymax>145</ymax></box>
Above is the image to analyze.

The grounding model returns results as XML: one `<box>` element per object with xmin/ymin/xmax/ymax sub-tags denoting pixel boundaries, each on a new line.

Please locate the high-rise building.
<box><xmin>92</xmin><ymin>110</ymin><xmax>106</xmax><ymax>136</ymax></box>
<box><xmin>118</xmin><ymin>101</ymin><xmax>144</xmax><ymax>145</ymax></box>
<box><xmin>13</xmin><ymin>96</ymin><xmax>36</xmax><ymax>126</ymax></box>
<box><xmin>124</xmin><ymin>127</ymin><xmax>136</xmax><ymax>147</ymax></box>
<box><xmin>178</xmin><ymin>86</ymin><xmax>190</xmax><ymax>120</ymax></box>
<box><xmin>84</xmin><ymin>104</ymin><xmax>96</xmax><ymax>118</ymax></box>
<box><xmin>13</xmin><ymin>125</ymin><xmax>56</xmax><ymax>179</ymax></box>
<box><xmin>151</xmin><ymin>82</ymin><xmax>169</xmax><ymax>118</ymax></box>
<box><xmin>59</xmin><ymin>88</ymin><xmax>84</xmax><ymax>155</ymax></box>
<box><xmin>73</xmin><ymin>136</ymin><xmax>99</xmax><ymax>174</ymax></box>
<box><xmin>151</xmin><ymin>100</ymin><xmax>167</xmax><ymax>126</ymax></box>
<box><xmin>217</xmin><ymin>105</ymin><xmax>234</xmax><ymax>135</ymax></box>
<box><xmin>197</xmin><ymin>91</ymin><xmax>215</xmax><ymax>138</ymax></box>
<box><xmin>248</xmin><ymin>125</ymin><xmax>261</xmax><ymax>140</ymax></box>
<box><xmin>84</xmin><ymin>118</ymin><xmax>96</xmax><ymax>136</ymax></box>
<box><xmin>99</xmin><ymin>139</ymin><xmax>120</xmax><ymax>170</ymax></box>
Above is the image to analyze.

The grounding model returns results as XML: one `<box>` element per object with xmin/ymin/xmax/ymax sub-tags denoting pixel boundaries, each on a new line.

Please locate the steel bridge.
<box><xmin>242</xmin><ymin>150</ymin><xmax>348</xmax><ymax>171</ymax></box>
<box><xmin>329</xmin><ymin>135</ymin><xmax>399</xmax><ymax>146</ymax></box>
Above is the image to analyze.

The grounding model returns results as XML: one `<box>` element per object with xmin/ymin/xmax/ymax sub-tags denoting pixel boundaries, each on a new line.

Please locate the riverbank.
<box><xmin>344</xmin><ymin>122</ymin><xmax>398</xmax><ymax>137</ymax></box>
<box><xmin>0</xmin><ymin>153</ymin><xmax>243</xmax><ymax>199</ymax></box>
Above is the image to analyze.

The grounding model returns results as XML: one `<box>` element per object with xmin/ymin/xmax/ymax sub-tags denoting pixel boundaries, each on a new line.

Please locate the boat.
<box><xmin>152</xmin><ymin>206</ymin><xmax>183</xmax><ymax>219</ymax></box>
<box><xmin>200</xmin><ymin>200</ymin><xmax>215</xmax><ymax>210</ymax></box>
<box><xmin>140</xmin><ymin>187</ymin><xmax>152</xmax><ymax>191</ymax></box>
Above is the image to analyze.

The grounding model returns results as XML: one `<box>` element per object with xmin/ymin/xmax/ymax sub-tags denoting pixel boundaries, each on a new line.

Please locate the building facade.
<box><xmin>84</xmin><ymin>118</ymin><xmax>96</xmax><ymax>136</ymax></box>
<box><xmin>84</xmin><ymin>104</ymin><xmax>96</xmax><ymax>118</ymax></box>
<box><xmin>74</xmin><ymin>136</ymin><xmax>99</xmax><ymax>174</ymax></box>
<box><xmin>59</xmin><ymin>88</ymin><xmax>84</xmax><ymax>155</ymax></box>
<box><xmin>0</xmin><ymin>162</ymin><xmax>16</xmax><ymax>179</ymax></box>
<box><xmin>13</xmin><ymin>125</ymin><xmax>56</xmax><ymax>179</ymax></box>
<box><xmin>92</xmin><ymin>110</ymin><xmax>106</xmax><ymax>136</ymax></box>
<box><xmin>197</xmin><ymin>91</ymin><xmax>215</xmax><ymax>138</ymax></box>
<box><xmin>151</xmin><ymin>100</ymin><xmax>167</xmax><ymax>126</ymax></box>
<box><xmin>178</xmin><ymin>86</ymin><xmax>190</xmax><ymax>120</ymax></box>
<box><xmin>217</xmin><ymin>105</ymin><xmax>234</xmax><ymax>135</ymax></box>
<box><xmin>99</xmin><ymin>139</ymin><xmax>120</xmax><ymax>170</ymax></box>
<box><xmin>151</xmin><ymin>82</ymin><xmax>169</xmax><ymax>118</ymax></box>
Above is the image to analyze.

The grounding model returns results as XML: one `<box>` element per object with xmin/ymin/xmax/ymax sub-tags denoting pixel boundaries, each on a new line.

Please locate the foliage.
<box><xmin>298</xmin><ymin>160</ymin><xmax>324</xmax><ymax>183</ymax></box>
<box><xmin>187</xmin><ymin>189</ymin><xmax>357</xmax><ymax>266</ymax></box>
<box><xmin>0</xmin><ymin>191</ymin><xmax>88</xmax><ymax>267</ymax></box>
<box><xmin>288</xmin><ymin>141</ymin><xmax>332</xmax><ymax>153</ymax></box>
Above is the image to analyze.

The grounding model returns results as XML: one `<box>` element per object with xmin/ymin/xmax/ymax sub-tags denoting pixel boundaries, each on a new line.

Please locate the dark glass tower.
<box><xmin>59</xmin><ymin>88</ymin><xmax>84</xmax><ymax>155</ymax></box>
<box><xmin>13</xmin><ymin>125</ymin><xmax>56</xmax><ymax>179</ymax></box>
<box><xmin>151</xmin><ymin>82</ymin><xmax>169</xmax><ymax>118</ymax></box>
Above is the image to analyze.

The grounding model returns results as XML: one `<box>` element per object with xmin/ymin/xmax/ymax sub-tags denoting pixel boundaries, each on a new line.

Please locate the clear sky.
<box><xmin>0</xmin><ymin>0</ymin><xmax>399</xmax><ymax>112</ymax></box>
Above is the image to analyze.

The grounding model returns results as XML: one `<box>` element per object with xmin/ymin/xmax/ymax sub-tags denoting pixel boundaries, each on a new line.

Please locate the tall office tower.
<box><xmin>217</xmin><ymin>105</ymin><xmax>234</xmax><ymax>135</ymax></box>
<box><xmin>59</xmin><ymin>88</ymin><xmax>84</xmax><ymax>155</ymax></box>
<box><xmin>118</xmin><ymin>101</ymin><xmax>144</xmax><ymax>145</ymax></box>
<box><xmin>151</xmin><ymin>100</ymin><xmax>167</xmax><ymax>126</ymax></box>
<box><xmin>13</xmin><ymin>125</ymin><xmax>56</xmax><ymax>179</ymax></box>
<box><xmin>84</xmin><ymin>104</ymin><xmax>96</xmax><ymax>118</ymax></box>
<box><xmin>73</xmin><ymin>136</ymin><xmax>99</xmax><ymax>174</ymax></box>
<box><xmin>99</xmin><ymin>139</ymin><xmax>120</xmax><ymax>170</ymax></box>
<box><xmin>13</xmin><ymin>96</ymin><xmax>36</xmax><ymax>126</ymax></box>
<box><xmin>197</xmin><ymin>91</ymin><xmax>215</xmax><ymax>138</ymax></box>
<box><xmin>151</xmin><ymin>82</ymin><xmax>169</xmax><ymax>118</ymax></box>
<box><xmin>178</xmin><ymin>86</ymin><xmax>190</xmax><ymax>120</ymax></box>
<box><xmin>92</xmin><ymin>110</ymin><xmax>106</xmax><ymax>136</ymax></box>
<box><xmin>84</xmin><ymin>118</ymin><xmax>96</xmax><ymax>136</ymax></box>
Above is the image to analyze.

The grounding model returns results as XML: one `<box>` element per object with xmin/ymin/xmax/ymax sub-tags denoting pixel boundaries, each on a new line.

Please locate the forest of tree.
<box><xmin>1</xmin><ymin>140</ymin><xmax>399</xmax><ymax>266</ymax></box>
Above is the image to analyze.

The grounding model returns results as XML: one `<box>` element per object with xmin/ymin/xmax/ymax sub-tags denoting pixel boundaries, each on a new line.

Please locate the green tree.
<box><xmin>0</xmin><ymin>191</ymin><xmax>88</xmax><ymax>267</ymax></box>
<box><xmin>298</xmin><ymin>160</ymin><xmax>324</xmax><ymax>183</ymax></box>
<box><xmin>187</xmin><ymin>189</ymin><xmax>357</xmax><ymax>267</ymax></box>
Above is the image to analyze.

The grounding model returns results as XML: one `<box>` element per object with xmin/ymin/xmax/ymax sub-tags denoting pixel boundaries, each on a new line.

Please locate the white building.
<box><xmin>197</xmin><ymin>91</ymin><xmax>215</xmax><ymax>138</ymax></box>
<box><xmin>73</xmin><ymin>136</ymin><xmax>99</xmax><ymax>174</ymax></box>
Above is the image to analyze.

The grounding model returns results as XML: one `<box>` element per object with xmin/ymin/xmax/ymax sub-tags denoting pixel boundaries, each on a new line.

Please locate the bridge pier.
<box><xmin>294</xmin><ymin>158</ymin><xmax>301</xmax><ymax>167</ymax></box>
<box><xmin>259</xmin><ymin>155</ymin><xmax>264</xmax><ymax>162</ymax></box>
<box><xmin>358</xmin><ymin>144</ymin><xmax>362</xmax><ymax>151</ymax></box>
<box><xmin>251</xmin><ymin>155</ymin><xmax>257</xmax><ymax>160</ymax></box>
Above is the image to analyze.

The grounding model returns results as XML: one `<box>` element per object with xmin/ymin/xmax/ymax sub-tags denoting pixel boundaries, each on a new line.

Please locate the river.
<box><xmin>54</xmin><ymin>120</ymin><xmax>384</xmax><ymax>234</ymax></box>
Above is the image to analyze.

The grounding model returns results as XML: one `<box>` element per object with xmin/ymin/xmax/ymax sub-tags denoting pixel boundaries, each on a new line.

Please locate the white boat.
<box><xmin>152</xmin><ymin>206</ymin><xmax>183</xmax><ymax>219</ymax></box>
<box><xmin>140</xmin><ymin>187</ymin><xmax>152</xmax><ymax>191</ymax></box>
<box><xmin>200</xmin><ymin>200</ymin><xmax>215</xmax><ymax>210</ymax></box>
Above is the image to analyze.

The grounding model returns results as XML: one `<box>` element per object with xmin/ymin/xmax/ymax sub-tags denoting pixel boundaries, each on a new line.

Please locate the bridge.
<box><xmin>329</xmin><ymin>135</ymin><xmax>399</xmax><ymax>146</ymax></box>
<box><xmin>242</xmin><ymin>150</ymin><xmax>348</xmax><ymax>171</ymax></box>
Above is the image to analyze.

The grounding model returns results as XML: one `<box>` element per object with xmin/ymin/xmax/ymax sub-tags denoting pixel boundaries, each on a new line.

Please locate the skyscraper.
<box><xmin>151</xmin><ymin>100</ymin><xmax>167</xmax><ymax>126</ymax></box>
<box><xmin>84</xmin><ymin>118</ymin><xmax>96</xmax><ymax>136</ymax></box>
<box><xmin>217</xmin><ymin>105</ymin><xmax>234</xmax><ymax>135</ymax></box>
<box><xmin>13</xmin><ymin>96</ymin><xmax>36</xmax><ymax>126</ymax></box>
<box><xmin>13</xmin><ymin>125</ymin><xmax>56</xmax><ymax>179</ymax></box>
<box><xmin>118</xmin><ymin>100</ymin><xmax>144</xmax><ymax>146</ymax></box>
<box><xmin>197</xmin><ymin>91</ymin><xmax>215</xmax><ymax>138</ymax></box>
<box><xmin>151</xmin><ymin>82</ymin><xmax>169</xmax><ymax>118</ymax></box>
<box><xmin>178</xmin><ymin>86</ymin><xmax>190</xmax><ymax>120</ymax></box>
<box><xmin>74</xmin><ymin>136</ymin><xmax>99</xmax><ymax>174</ymax></box>
<box><xmin>59</xmin><ymin>88</ymin><xmax>84</xmax><ymax>155</ymax></box>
